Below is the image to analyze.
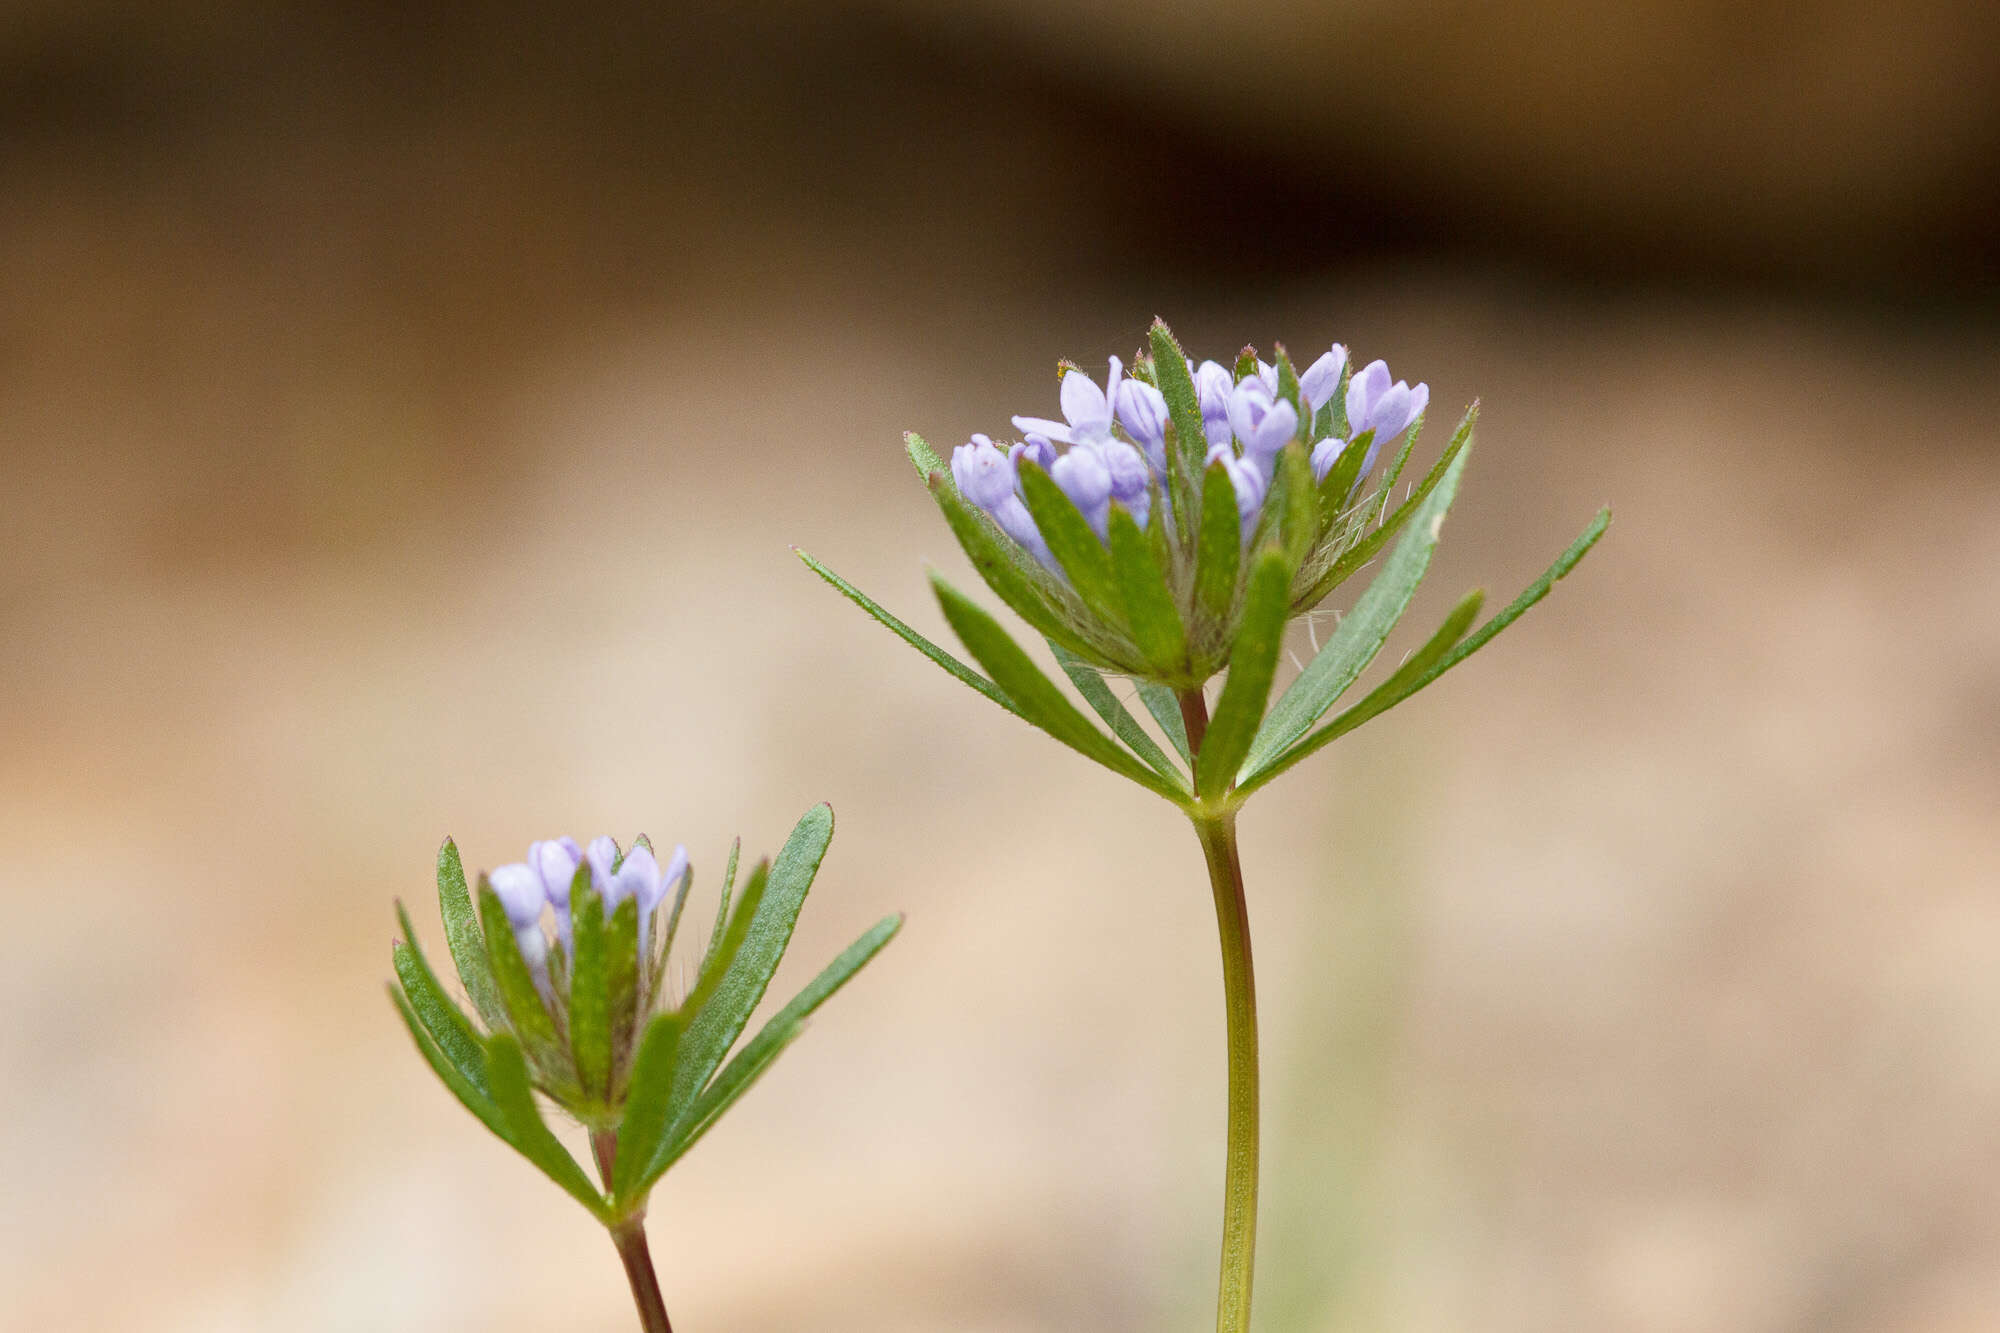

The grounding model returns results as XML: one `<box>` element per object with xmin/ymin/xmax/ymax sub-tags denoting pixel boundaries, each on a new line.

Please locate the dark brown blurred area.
<box><xmin>3</xmin><ymin>5</ymin><xmax>1997</xmax><ymax>1332</ymax></box>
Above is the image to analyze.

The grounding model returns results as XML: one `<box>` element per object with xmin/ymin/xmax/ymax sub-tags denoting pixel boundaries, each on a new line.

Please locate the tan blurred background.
<box><xmin>3</xmin><ymin>3</ymin><xmax>1998</xmax><ymax>1330</ymax></box>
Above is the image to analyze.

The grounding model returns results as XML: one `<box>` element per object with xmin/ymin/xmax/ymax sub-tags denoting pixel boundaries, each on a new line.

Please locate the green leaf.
<box><xmin>484</xmin><ymin>1033</ymin><xmax>609</xmax><ymax>1218</ymax></box>
<box><xmin>1138</xmin><ymin>681</ymin><xmax>1193</xmax><ymax>764</ymax></box>
<box><xmin>476</xmin><ymin>879</ymin><xmax>565</xmax><ymax>1067</ymax></box>
<box><xmin>796</xmin><ymin>548</ymin><xmax>1021</xmax><ymax>720</ymax></box>
<box><xmin>702</xmin><ymin>848</ymin><xmax>736</xmax><ymax>976</ymax></box>
<box><xmin>928</xmin><ymin>474</ymin><xmax>1095</xmax><ymax>656</ymax></box>
<box><xmin>1050</xmin><ymin>640</ymin><xmax>1186</xmax><ymax>786</ymax></box>
<box><xmin>1314</xmin><ymin>359</ymin><xmax>1352</xmax><ymax>444</ymax></box>
<box><xmin>1108</xmin><ymin>504</ymin><xmax>1186</xmax><ymax>676</ymax></box>
<box><xmin>1242</xmin><ymin>445</ymin><xmax>1471</xmax><ymax>779</ymax></box>
<box><xmin>905</xmin><ymin>431</ymin><xmax>948</xmax><ymax>482</ymax></box>
<box><xmin>649</xmin><ymin>915</ymin><xmax>903</xmax><ymax>1184</ymax></box>
<box><xmin>1313</xmin><ymin>405</ymin><xmax>1476</xmax><ymax>598</ymax></box>
<box><xmin>1370</xmin><ymin>412</ymin><xmax>1425</xmax><ymax>523</ymax></box>
<box><xmin>669</xmin><ymin>802</ymin><xmax>836</xmax><ymax>1123</ymax></box>
<box><xmin>654</xmin><ymin>859</ymin><xmax>694</xmax><ymax>994</ymax></box>
<box><xmin>1018</xmin><ymin>461</ymin><xmax>1124</xmax><ymax>630</ymax></box>
<box><xmin>605</xmin><ymin>896</ymin><xmax>640</xmax><ymax>1083</ymax></box>
<box><xmin>1273</xmin><ymin>345</ymin><xmax>1305</xmax><ymax>426</ymax></box>
<box><xmin>1196</xmin><ymin>460</ymin><xmax>1243</xmax><ymax>621</ymax></box>
<box><xmin>390</xmin><ymin>985</ymin><xmax>508</xmax><ymax>1141</ymax></box>
<box><xmin>436</xmin><ymin>838</ymin><xmax>505</xmax><ymax>1031</ymax></box>
<box><xmin>1233</xmin><ymin>345</ymin><xmax>1260</xmax><ymax>382</ymax></box>
<box><xmin>1316</xmin><ymin>431</ymin><xmax>1371</xmax><ymax>534</ymax></box>
<box><xmin>568</xmin><ymin>876</ymin><xmax>611</xmax><ymax>1103</ymax></box>
<box><xmin>611</xmin><ymin>1011</ymin><xmax>685</xmax><ymax>1201</ymax></box>
<box><xmin>1240</xmin><ymin>509</ymin><xmax>1608</xmax><ymax>793</ymax></box>
<box><xmin>1197</xmin><ymin>548</ymin><xmax>1291</xmax><ymax>800</ymax></box>
<box><xmin>1273</xmin><ymin>441</ymin><xmax>1316</xmax><ymax>575</ymax></box>
<box><xmin>931</xmin><ymin>573</ymin><xmax>1187</xmax><ymax>801</ymax></box>
<box><xmin>1148</xmin><ymin>320</ymin><xmax>1208</xmax><ymax>546</ymax></box>
<box><xmin>393</xmin><ymin>903</ymin><xmax>488</xmax><ymax>1097</ymax></box>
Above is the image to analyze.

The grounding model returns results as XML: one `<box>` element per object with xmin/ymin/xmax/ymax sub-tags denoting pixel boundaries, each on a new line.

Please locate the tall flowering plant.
<box><xmin>389</xmin><ymin>805</ymin><xmax>899</xmax><ymax>1333</ymax></box>
<box><xmin>800</xmin><ymin>319</ymin><xmax>1607</xmax><ymax>1332</ymax></box>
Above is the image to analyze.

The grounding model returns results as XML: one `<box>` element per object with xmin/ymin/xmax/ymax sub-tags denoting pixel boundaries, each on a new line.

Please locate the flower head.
<box><xmin>904</xmin><ymin>323</ymin><xmax>1461</xmax><ymax>688</ymax></box>
<box><xmin>390</xmin><ymin>806</ymin><xmax>901</xmax><ymax>1226</ymax></box>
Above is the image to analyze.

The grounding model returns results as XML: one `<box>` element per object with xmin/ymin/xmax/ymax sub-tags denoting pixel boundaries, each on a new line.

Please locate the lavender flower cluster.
<box><xmin>950</xmin><ymin>346</ymin><xmax>1427</xmax><ymax>566</ymax></box>
<box><xmin>488</xmin><ymin>835</ymin><xmax>689</xmax><ymax>973</ymax></box>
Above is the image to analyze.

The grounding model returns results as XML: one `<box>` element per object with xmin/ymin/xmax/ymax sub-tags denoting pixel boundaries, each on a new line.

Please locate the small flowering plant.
<box><xmin>799</xmin><ymin>319</ymin><xmax>1606</xmax><ymax>1332</ymax></box>
<box><xmin>389</xmin><ymin>804</ymin><xmax>899</xmax><ymax>1333</ymax></box>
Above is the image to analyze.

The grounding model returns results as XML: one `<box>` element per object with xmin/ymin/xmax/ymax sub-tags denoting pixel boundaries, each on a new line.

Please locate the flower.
<box><xmin>1342</xmin><ymin>358</ymin><xmax>1429</xmax><ymax>481</ymax></box>
<box><xmin>900</xmin><ymin>322</ymin><xmax>1463</xmax><ymax>687</ymax></box>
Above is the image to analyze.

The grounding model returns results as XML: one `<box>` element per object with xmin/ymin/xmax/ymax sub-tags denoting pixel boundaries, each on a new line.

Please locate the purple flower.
<box><xmin>1310</xmin><ymin>436</ymin><xmax>1348</xmax><ymax>484</ymax></box>
<box><xmin>1012</xmin><ymin>358</ymin><xmax>1120</xmax><ymax>448</ymax></box>
<box><xmin>1050</xmin><ymin>443</ymin><xmax>1114</xmax><ymax>539</ymax></box>
<box><xmin>1299</xmin><ymin>344</ymin><xmax>1348</xmax><ymax>418</ymax></box>
<box><xmin>1194</xmin><ymin>360</ymin><xmax>1235</xmax><ymax>449</ymax></box>
<box><xmin>1114</xmin><ymin>378</ymin><xmax>1169</xmax><ymax>470</ymax></box>
<box><xmin>1099</xmin><ymin>439</ymin><xmax>1153</xmax><ymax>530</ymax></box>
<box><xmin>530</xmin><ymin>836</ymin><xmax>582</xmax><ymax>950</ymax></box>
<box><xmin>604</xmin><ymin>843</ymin><xmax>680</xmax><ymax>949</ymax></box>
<box><xmin>952</xmin><ymin>435</ymin><xmax>1056</xmax><ymax>569</ymax></box>
<box><xmin>488</xmin><ymin>862</ymin><xmax>550</xmax><ymax>972</ymax></box>
<box><xmin>1225</xmin><ymin>380</ymin><xmax>1300</xmax><ymax>477</ymax></box>
<box><xmin>1206</xmin><ymin>443</ymin><xmax>1269</xmax><ymax>542</ymax></box>
<box><xmin>1344</xmin><ymin>359</ymin><xmax>1429</xmax><ymax>443</ymax></box>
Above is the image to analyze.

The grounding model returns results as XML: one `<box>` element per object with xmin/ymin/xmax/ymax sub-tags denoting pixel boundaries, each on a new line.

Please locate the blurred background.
<box><xmin>3</xmin><ymin>2</ymin><xmax>1997</xmax><ymax>1329</ymax></box>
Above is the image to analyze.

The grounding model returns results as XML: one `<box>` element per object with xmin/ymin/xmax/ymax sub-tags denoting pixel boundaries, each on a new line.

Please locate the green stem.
<box><xmin>1180</xmin><ymin>689</ymin><xmax>1260</xmax><ymax>1333</ymax></box>
<box><xmin>593</xmin><ymin>1130</ymin><xmax>675</xmax><ymax>1333</ymax></box>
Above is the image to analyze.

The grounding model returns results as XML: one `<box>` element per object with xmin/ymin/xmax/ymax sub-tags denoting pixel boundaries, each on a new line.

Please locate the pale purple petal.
<box><xmin>1310</xmin><ymin>437</ymin><xmax>1346</xmax><ymax>483</ymax></box>
<box><xmin>1010</xmin><ymin>436</ymin><xmax>1057</xmax><ymax>472</ymax></box>
<box><xmin>1245</xmin><ymin>400</ymin><xmax>1298</xmax><ymax>465</ymax></box>
<box><xmin>1299</xmin><ymin>345</ymin><xmax>1347</xmax><ymax>414</ymax></box>
<box><xmin>1011</xmin><ymin>415</ymin><xmax>1073</xmax><ymax>444</ymax></box>
<box><xmin>489</xmin><ymin>863</ymin><xmax>545</xmax><ymax>930</ymax></box>
<box><xmin>1059</xmin><ymin>368</ymin><xmax>1112</xmax><ymax>443</ymax></box>
<box><xmin>585</xmin><ymin>835</ymin><xmax>620</xmax><ymax>894</ymax></box>
<box><xmin>991</xmin><ymin>494</ymin><xmax>1056</xmax><ymax>569</ymax></box>
<box><xmin>1115</xmin><ymin>379</ymin><xmax>1168</xmax><ymax>454</ymax></box>
<box><xmin>1225</xmin><ymin>379</ymin><xmax>1274</xmax><ymax>450</ymax></box>
<box><xmin>1346</xmin><ymin>359</ymin><xmax>1391</xmax><ymax>431</ymax></box>
<box><xmin>1051</xmin><ymin>445</ymin><xmax>1114</xmax><ymax>539</ymax></box>
<box><xmin>1101</xmin><ymin>440</ymin><xmax>1152</xmax><ymax>529</ymax></box>
<box><xmin>952</xmin><ymin>438</ymin><xmax>1018</xmax><ymax>509</ymax></box>
<box><xmin>1369</xmin><ymin>382</ymin><xmax>1412</xmax><ymax>441</ymax></box>
<box><xmin>530</xmin><ymin>837</ymin><xmax>582</xmax><ymax>907</ymax></box>
<box><xmin>1195</xmin><ymin>361</ymin><xmax>1235</xmax><ymax>448</ymax></box>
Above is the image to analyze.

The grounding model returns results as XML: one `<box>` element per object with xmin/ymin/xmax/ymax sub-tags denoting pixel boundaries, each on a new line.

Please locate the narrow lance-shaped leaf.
<box><xmin>393</xmin><ymin>902</ymin><xmax>488</xmax><ymax>1096</ymax></box>
<box><xmin>476</xmin><ymin>879</ymin><xmax>566</xmax><ymax>1066</ymax></box>
<box><xmin>1244</xmin><ymin>445</ymin><xmax>1471</xmax><ymax>777</ymax></box>
<box><xmin>1148</xmin><ymin>320</ymin><xmax>1208</xmax><ymax>548</ymax></box>
<box><xmin>1018</xmin><ymin>462</ymin><xmax>1125</xmax><ymax>632</ymax></box>
<box><xmin>906</xmin><ymin>431</ymin><xmax>949</xmax><ymax>482</ymax></box>
<box><xmin>796</xmin><ymin>548</ymin><xmax>1021</xmax><ymax>720</ymax></box>
<box><xmin>930</xmin><ymin>573</ymin><xmax>1187</xmax><ymax>801</ymax></box>
<box><xmin>643</xmin><ymin>914</ymin><xmax>903</xmax><ymax>1188</ymax></box>
<box><xmin>390</xmin><ymin>985</ymin><xmax>509</xmax><ymax>1142</ymax></box>
<box><xmin>484</xmin><ymin>1033</ymin><xmax>610</xmax><ymax>1219</ymax></box>
<box><xmin>1241</xmin><ymin>508</ymin><xmax>1607</xmax><ymax>793</ymax></box>
<box><xmin>436</xmin><ymin>838</ymin><xmax>505</xmax><ymax>1031</ymax></box>
<box><xmin>568</xmin><ymin>874</ymin><xmax>611</xmax><ymax>1103</ymax></box>
<box><xmin>1108</xmin><ymin>504</ymin><xmax>1186</xmax><ymax>678</ymax></box>
<box><xmin>1370</xmin><ymin>412</ymin><xmax>1425</xmax><ymax>524</ymax></box>
<box><xmin>1050</xmin><ymin>640</ymin><xmax>1187</xmax><ymax>787</ymax></box>
<box><xmin>611</xmin><ymin>1011</ymin><xmax>685</xmax><ymax>1202</ymax></box>
<box><xmin>1196</xmin><ymin>460</ymin><xmax>1243</xmax><ymax>622</ymax></box>
<box><xmin>1312</xmin><ymin>404</ymin><xmax>1476</xmax><ymax>598</ymax></box>
<box><xmin>604</xmin><ymin>896</ymin><xmax>640</xmax><ymax>1087</ymax></box>
<box><xmin>1138</xmin><ymin>681</ymin><xmax>1193</xmax><ymax>764</ymax></box>
<box><xmin>1197</xmin><ymin>548</ymin><xmax>1291</xmax><ymax>800</ymax></box>
<box><xmin>929</xmin><ymin>474</ymin><xmax>1097</xmax><ymax>658</ymax></box>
